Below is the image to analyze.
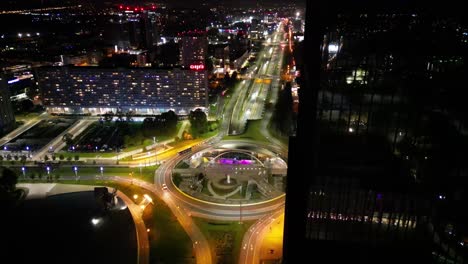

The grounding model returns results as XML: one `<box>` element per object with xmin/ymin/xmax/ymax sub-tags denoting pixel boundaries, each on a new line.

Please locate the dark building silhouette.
<box><xmin>284</xmin><ymin>2</ymin><xmax>468</xmax><ymax>263</ymax></box>
<box><xmin>0</xmin><ymin>74</ymin><xmax>15</xmax><ymax>134</ymax></box>
<box><xmin>178</xmin><ymin>31</ymin><xmax>208</xmax><ymax>68</ymax></box>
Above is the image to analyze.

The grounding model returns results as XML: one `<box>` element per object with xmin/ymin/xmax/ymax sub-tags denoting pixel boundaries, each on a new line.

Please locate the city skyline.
<box><xmin>1</xmin><ymin>1</ymin><xmax>302</xmax><ymax>263</ymax></box>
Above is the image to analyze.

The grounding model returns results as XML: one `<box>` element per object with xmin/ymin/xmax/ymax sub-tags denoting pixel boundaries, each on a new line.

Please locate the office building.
<box><xmin>0</xmin><ymin>74</ymin><xmax>16</xmax><ymax>134</ymax></box>
<box><xmin>284</xmin><ymin>3</ymin><xmax>468</xmax><ymax>264</ymax></box>
<box><xmin>37</xmin><ymin>66</ymin><xmax>208</xmax><ymax>115</ymax></box>
<box><xmin>179</xmin><ymin>31</ymin><xmax>208</xmax><ymax>68</ymax></box>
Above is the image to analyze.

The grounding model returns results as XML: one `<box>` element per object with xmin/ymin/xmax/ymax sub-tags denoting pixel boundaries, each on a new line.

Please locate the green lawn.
<box><xmin>208</xmin><ymin>103</ymin><xmax>218</xmax><ymax>119</ymax></box>
<box><xmin>223</xmin><ymin>120</ymin><xmax>269</xmax><ymax>142</ymax></box>
<box><xmin>193</xmin><ymin>217</ymin><xmax>254</xmax><ymax>264</ymax></box>
<box><xmin>199</xmin><ymin>129</ymin><xmax>219</xmax><ymax>139</ymax></box>
<box><xmin>14</xmin><ymin>112</ymin><xmax>42</xmax><ymax>121</ymax></box>
<box><xmin>56</xmin><ymin>152</ymin><xmax>116</xmax><ymax>158</ymax></box>
<box><xmin>58</xmin><ymin>180</ymin><xmax>194</xmax><ymax>264</ymax></box>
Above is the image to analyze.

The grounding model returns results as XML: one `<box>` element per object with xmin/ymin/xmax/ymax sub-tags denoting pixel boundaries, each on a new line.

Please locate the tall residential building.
<box><xmin>0</xmin><ymin>74</ymin><xmax>15</xmax><ymax>134</ymax></box>
<box><xmin>37</xmin><ymin>66</ymin><xmax>208</xmax><ymax>115</ymax></box>
<box><xmin>284</xmin><ymin>3</ymin><xmax>468</xmax><ymax>264</ymax></box>
<box><xmin>179</xmin><ymin>31</ymin><xmax>208</xmax><ymax>68</ymax></box>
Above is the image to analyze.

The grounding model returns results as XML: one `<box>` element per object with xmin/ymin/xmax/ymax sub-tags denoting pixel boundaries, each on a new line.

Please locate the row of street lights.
<box><xmin>19</xmin><ymin>166</ymin><xmax>107</xmax><ymax>181</ymax></box>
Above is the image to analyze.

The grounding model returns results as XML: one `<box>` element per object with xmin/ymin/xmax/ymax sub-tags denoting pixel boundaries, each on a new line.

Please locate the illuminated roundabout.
<box><xmin>155</xmin><ymin>140</ymin><xmax>288</xmax><ymax>221</ymax></box>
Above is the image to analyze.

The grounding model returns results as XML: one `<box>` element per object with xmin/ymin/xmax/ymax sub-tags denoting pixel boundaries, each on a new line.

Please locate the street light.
<box><xmin>46</xmin><ymin>166</ymin><xmax>50</xmax><ymax>175</ymax></box>
<box><xmin>91</xmin><ymin>217</ymin><xmax>101</xmax><ymax>226</ymax></box>
<box><xmin>73</xmin><ymin>166</ymin><xmax>78</xmax><ymax>181</ymax></box>
<box><xmin>21</xmin><ymin>166</ymin><xmax>26</xmax><ymax>179</ymax></box>
<box><xmin>26</xmin><ymin>146</ymin><xmax>30</xmax><ymax>158</ymax></box>
<box><xmin>100</xmin><ymin>166</ymin><xmax>104</xmax><ymax>177</ymax></box>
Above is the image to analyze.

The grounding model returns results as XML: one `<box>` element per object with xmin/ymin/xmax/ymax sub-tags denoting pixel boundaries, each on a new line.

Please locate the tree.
<box><xmin>44</xmin><ymin>155</ymin><xmax>49</xmax><ymax>162</ymax></box>
<box><xmin>116</xmin><ymin>110</ymin><xmax>124</xmax><ymax>122</ymax></box>
<box><xmin>0</xmin><ymin>167</ymin><xmax>18</xmax><ymax>192</ymax></box>
<box><xmin>231</xmin><ymin>71</ymin><xmax>238</xmax><ymax>82</ymax></box>
<box><xmin>13</xmin><ymin>156</ymin><xmax>19</xmax><ymax>161</ymax></box>
<box><xmin>0</xmin><ymin>167</ymin><xmax>22</xmax><ymax>208</ymax></box>
<box><xmin>52</xmin><ymin>155</ymin><xmax>56</xmax><ymax>161</ymax></box>
<box><xmin>189</xmin><ymin>108</ymin><xmax>208</xmax><ymax>137</ymax></box>
<box><xmin>125</xmin><ymin>110</ymin><xmax>134</xmax><ymax>122</ymax></box>
<box><xmin>6</xmin><ymin>154</ymin><xmax>12</xmax><ymax>161</ymax></box>
<box><xmin>272</xmin><ymin>82</ymin><xmax>294</xmax><ymax>136</ymax></box>
<box><xmin>161</xmin><ymin>110</ymin><xmax>178</xmax><ymax>133</ymax></box>
<box><xmin>62</xmin><ymin>133</ymin><xmax>74</xmax><ymax>146</ymax></box>
<box><xmin>30</xmin><ymin>172</ymin><xmax>36</xmax><ymax>181</ymax></box>
<box><xmin>59</xmin><ymin>154</ymin><xmax>65</xmax><ymax>161</ymax></box>
<box><xmin>224</xmin><ymin>72</ymin><xmax>231</xmax><ymax>86</ymax></box>
<box><xmin>103</xmin><ymin>111</ymin><xmax>114</xmax><ymax>123</ymax></box>
<box><xmin>20</xmin><ymin>155</ymin><xmax>27</xmax><ymax>165</ymax></box>
<box><xmin>66</xmin><ymin>156</ymin><xmax>72</xmax><ymax>162</ymax></box>
<box><xmin>20</xmin><ymin>99</ymin><xmax>34</xmax><ymax>112</ymax></box>
<box><xmin>74</xmin><ymin>155</ymin><xmax>79</xmax><ymax>161</ymax></box>
<box><xmin>207</xmin><ymin>28</ymin><xmax>219</xmax><ymax>36</ymax></box>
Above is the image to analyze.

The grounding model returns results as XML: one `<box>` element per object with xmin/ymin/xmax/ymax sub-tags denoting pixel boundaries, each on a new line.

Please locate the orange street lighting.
<box><xmin>143</xmin><ymin>194</ymin><xmax>153</xmax><ymax>204</ymax></box>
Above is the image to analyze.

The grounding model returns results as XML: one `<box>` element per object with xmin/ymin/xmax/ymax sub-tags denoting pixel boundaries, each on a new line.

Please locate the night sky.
<box><xmin>0</xmin><ymin>0</ymin><xmax>305</xmax><ymax>10</ymax></box>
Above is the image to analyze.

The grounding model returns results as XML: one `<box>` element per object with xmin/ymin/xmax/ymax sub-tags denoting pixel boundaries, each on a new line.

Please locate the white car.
<box><xmin>162</xmin><ymin>183</ymin><xmax>168</xmax><ymax>191</ymax></box>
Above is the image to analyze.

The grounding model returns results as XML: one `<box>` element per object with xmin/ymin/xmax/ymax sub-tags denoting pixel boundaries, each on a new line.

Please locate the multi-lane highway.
<box><xmin>229</xmin><ymin>22</ymin><xmax>286</xmax><ymax>135</ymax></box>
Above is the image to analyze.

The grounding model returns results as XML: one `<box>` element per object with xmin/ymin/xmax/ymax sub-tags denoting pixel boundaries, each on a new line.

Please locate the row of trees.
<box><xmin>101</xmin><ymin>110</ymin><xmax>135</xmax><ymax>123</ymax></box>
<box><xmin>0</xmin><ymin>155</ymin><xmax>27</xmax><ymax>165</ymax></box>
<box><xmin>271</xmin><ymin>82</ymin><xmax>295</xmax><ymax>136</ymax></box>
<box><xmin>21</xmin><ymin>170</ymin><xmax>61</xmax><ymax>182</ymax></box>
<box><xmin>142</xmin><ymin>110</ymin><xmax>178</xmax><ymax>137</ymax></box>
<box><xmin>223</xmin><ymin>71</ymin><xmax>239</xmax><ymax>87</ymax></box>
<box><xmin>0</xmin><ymin>154</ymin><xmax>80</xmax><ymax>166</ymax></box>
<box><xmin>43</xmin><ymin>154</ymin><xmax>79</xmax><ymax>162</ymax></box>
<box><xmin>189</xmin><ymin>109</ymin><xmax>208</xmax><ymax>137</ymax></box>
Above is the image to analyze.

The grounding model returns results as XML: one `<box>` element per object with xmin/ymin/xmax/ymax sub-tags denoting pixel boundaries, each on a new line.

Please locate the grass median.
<box><xmin>193</xmin><ymin>217</ymin><xmax>254</xmax><ymax>264</ymax></box>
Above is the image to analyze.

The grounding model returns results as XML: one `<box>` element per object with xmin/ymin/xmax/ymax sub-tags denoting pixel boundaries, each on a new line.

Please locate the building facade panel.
<box><xmin>0</xmin><ymin>74</ymin><xmax>16</xmax><ymax>134</ymax></box>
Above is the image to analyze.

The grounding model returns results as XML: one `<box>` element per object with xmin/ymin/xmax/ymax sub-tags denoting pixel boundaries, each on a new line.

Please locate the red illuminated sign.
<box><xmin>190</xmin><ymin>64</ymin><xmax>205</xmax><ymax>71</ymax></box>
